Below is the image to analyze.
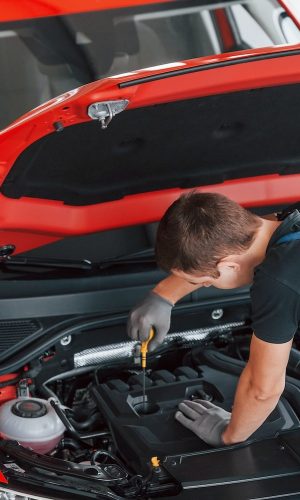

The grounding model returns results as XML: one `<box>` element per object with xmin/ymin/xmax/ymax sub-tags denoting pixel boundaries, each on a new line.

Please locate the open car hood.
<box><xmin>1</xmin><ymin>46</ymin><xmax>300</xmax><ymax>254</ymax></box>
<box><xmin>1</xmin><ymin>31</ymin><xmax>300</xmax><ymax>500</ymax></box>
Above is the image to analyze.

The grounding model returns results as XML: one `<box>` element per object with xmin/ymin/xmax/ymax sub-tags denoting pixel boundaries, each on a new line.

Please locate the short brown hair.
<box><xmin>155</xmin><ymin>192</ymin><xmax>261</xmax><ymax>277</ymax></box>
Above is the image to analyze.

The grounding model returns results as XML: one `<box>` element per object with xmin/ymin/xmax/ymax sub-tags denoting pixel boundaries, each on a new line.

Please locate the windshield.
<box><xmin>0</xmin><ymin>0</ymin><xmax>299</xmax><ymax>129</ymax></box>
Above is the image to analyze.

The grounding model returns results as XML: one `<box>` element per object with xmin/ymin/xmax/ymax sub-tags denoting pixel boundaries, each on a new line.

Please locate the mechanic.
<box><xmin>127</xmin><ymin>192</ymin><xmax>300</xmax><ymax>447</ymax></box>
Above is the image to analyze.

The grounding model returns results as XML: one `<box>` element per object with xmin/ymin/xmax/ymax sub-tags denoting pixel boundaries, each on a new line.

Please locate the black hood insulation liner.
<box><xmin>2</xmin><ymin>84</ymin><xmax>300</xmax><ymax>206</ymax></box>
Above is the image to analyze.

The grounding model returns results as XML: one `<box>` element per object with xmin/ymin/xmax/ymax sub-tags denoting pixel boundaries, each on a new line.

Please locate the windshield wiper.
<box><xmin>97</xmin><ymin>249</ymin><xmax>155</xmax><ymax>270</ymax></box>
<box><xmin>0</xmin><ymin>249</ymin><xmax>156</xmax><ymax>271</ymax></box>
<box><xmin>1</xmin><ymin>256</ymin><xmax>93</xmax><ymax>270</ymax></box>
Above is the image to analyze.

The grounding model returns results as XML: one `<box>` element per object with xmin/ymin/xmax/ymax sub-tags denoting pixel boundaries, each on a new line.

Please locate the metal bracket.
<box><xmin>17</xmin><ymin>379</ymin><xmax>30</xmax><ymax>398</ymax></box>
<box><xmin>87</xmin><ymin>100</ymin><xmax>129</xmax><ymax>129</ymax></box>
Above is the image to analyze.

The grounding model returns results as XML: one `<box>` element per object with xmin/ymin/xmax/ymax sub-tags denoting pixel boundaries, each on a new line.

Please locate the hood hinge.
<box><xmin>87</xmin><ymin>99</ymin><xmax>129</xmax><ymax>129</ymax></box>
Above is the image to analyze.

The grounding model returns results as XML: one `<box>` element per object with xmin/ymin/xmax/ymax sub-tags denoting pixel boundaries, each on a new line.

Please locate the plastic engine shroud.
<box><xmin>92</xmin><ymin>361</ymin><xmax>299</xmax><ymax>474</ymax></box>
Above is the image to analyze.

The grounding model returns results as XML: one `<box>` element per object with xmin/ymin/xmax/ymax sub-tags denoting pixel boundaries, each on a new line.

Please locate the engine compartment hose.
<box><xmin>69</xmin><ymin>411</ymin><xmax>101</xmax><ymax>431</ymax></box>
<box><xmin>49</xmin><ymin>399</ymin><xmax>110</xmax><ymax>442</ymax></box>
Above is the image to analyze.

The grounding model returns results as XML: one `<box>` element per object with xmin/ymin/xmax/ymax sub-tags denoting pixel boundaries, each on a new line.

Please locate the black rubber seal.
<box><xmin>119</xmin><ymin>49</ymin><xmax>300</xmax><ymax>88</ymax></box>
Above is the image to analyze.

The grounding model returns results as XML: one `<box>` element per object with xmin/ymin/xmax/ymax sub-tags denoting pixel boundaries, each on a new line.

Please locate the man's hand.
<box><xmin>127</xmin><ymin>291</ymin><xmax>173</xmax><ymax>351</ymax></box>
<box><xmin>175</xmin><ymin>399</ymin><xmax>231</xmax><ymax>447</ymax></box>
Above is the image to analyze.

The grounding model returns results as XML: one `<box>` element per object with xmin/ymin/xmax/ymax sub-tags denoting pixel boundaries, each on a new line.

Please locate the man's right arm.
<box><xmin>127</xmin><ymin>275</ymin><xmax>203</xmax><ymax>350</ymax></box>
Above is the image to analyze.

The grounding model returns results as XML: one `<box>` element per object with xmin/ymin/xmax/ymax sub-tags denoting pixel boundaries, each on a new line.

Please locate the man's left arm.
<box><xmin>222</xmin><ymin>333</ymin><xmax>292</xmax><ymax>444</ymax></box>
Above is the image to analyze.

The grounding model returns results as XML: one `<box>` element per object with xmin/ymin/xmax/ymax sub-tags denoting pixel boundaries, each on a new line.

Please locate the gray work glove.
<box><xmin>175</xmin><ymin>399</ymin><xmax>231</xmax><ymax>447</ymax></box>
<box><xmin>127</xmin><ymin>291</ymin><xmax>174</xmax><ymax>352</ymax></box>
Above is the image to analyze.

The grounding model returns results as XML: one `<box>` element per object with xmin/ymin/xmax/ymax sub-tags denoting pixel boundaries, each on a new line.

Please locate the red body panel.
<box><xmin>0</xmin><ymin>174</ymin><xmax>300</xmax><ymax>254</ymax></box>
<box><xmin>0</xmin><ymin>374</ymin><xmax>18</xmax><ymax>405</ymax></box>
<box><xmin>0</xmin><ymin>0</ymin><xmax>175</xmax><ymax>21</ymax></box>
<box><xmin>0</xmin><ymin>471</ymin><xmax>7</xmax><ymax>484</ymax></box>
<box><xmin>214</xmin><ymin>9</ymin><xmax>236</xmax><ymax>51</ymax></box>
<box><xmin>0</xmin><ymin>0</ymin><xmax>299</xmax><ymax>28</ymax></box>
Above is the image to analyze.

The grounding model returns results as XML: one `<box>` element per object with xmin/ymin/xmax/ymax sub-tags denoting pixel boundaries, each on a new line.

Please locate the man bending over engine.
<box><xmin>127</xmin><ymin>192</ymin><xmax>300</xmax><ymax>446</ymax></box>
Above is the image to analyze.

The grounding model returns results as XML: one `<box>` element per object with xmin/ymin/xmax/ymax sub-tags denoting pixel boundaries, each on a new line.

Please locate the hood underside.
<box><xmin>2</xmin><ymin>83</ymin><xmax>300</xmax><ymax>206</ymax></box>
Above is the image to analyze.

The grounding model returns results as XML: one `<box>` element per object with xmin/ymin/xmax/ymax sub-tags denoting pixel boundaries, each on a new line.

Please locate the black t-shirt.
<box><xmin>250</xmin><ymin>210</ymin><xmax>300</xmax><ymax>344</ymax></box>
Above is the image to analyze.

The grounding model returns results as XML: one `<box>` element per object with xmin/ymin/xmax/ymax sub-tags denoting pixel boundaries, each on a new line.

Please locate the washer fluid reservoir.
<box><xmin>0</xmin><ymin>397</ymin><xmax>65</xmax><ymax>454</ymax></box>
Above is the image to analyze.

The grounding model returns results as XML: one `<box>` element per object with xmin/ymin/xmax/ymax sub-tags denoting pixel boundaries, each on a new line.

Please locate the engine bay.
<box><xmin>92</xmin><ymin>352</ymin><xmax>299</xmax><ymax>474</ymax></box>
<box><xmin>1</xmin><ymin>321</ymin><xmax>300</xmax><ymax>499</ymax></box>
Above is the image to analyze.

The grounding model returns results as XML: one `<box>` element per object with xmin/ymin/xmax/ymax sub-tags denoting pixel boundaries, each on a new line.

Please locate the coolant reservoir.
<box><xmin>0</xmin><ymin>397</ymin><xmax>65</xmax><ymax>454</ymax></box>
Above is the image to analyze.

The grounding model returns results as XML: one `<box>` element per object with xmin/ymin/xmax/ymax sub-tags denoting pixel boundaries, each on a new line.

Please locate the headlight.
<box><xmin>0</xmin><ymin>487</ymin><xmax>56</xmax><ymax>500</ymax></box>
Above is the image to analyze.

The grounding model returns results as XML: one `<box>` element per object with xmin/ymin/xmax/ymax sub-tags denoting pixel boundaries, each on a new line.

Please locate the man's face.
<box><xmin>172</xmin><ymin>259</ymin><xmax>254</xmax><ymax>290</ymax></box>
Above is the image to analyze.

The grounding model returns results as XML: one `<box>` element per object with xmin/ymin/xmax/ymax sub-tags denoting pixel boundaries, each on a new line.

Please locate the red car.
<box><xmin>0</xmin><ymin>0</ymin><xmax>300</xmax><ymax>499</ymax></box>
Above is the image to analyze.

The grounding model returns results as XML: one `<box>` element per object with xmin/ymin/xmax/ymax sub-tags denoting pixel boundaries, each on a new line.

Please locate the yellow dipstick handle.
<box><xmin>151</xmin><ymin>456</ymin><xmax>160</xmax><ymax>468</ymax></box>
<box><xmin>141</xmin><ymin>327</ymin><xmax>155</xmax><ymax>369</ymax></box>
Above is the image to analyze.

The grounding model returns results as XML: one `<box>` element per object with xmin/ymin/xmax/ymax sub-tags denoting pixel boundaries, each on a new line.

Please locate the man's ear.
<box><xmin>217</xmin><ymin>257</ymin><xmax>241</xmax><ymax>274</ymax></box>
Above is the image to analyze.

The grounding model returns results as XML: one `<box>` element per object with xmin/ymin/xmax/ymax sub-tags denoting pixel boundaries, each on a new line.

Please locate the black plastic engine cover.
<box><xmin>92</xmin><ymin>363</ymin><xmax>299</xmax><ymax>474</ymax></box>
